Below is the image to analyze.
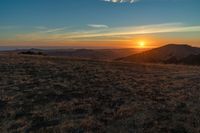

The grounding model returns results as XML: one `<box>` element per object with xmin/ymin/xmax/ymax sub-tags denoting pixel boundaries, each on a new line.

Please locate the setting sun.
<box><xmin>138</xmin><ymin>41</ymin><xmax>146</xmax><ymax>48</ymax></box>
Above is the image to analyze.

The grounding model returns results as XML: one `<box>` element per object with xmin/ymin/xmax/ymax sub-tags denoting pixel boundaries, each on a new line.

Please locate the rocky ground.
<box><xmin>0</xmin><ymin>54</ymin><xmax>200</xmax><ymax>133</ymax></box>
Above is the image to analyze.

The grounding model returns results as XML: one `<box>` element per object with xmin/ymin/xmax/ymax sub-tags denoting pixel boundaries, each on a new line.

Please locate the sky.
<box><xmin>0</xmin><ymin>0</ymin><xmax>200</xmax><ymax>48</ymax></box>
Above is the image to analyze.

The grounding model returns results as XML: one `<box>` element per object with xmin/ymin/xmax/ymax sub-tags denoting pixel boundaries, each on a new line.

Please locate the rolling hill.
<box><xmin>2</xmin><ymin>48</ymin><xmax>147</xmax><ymax>60</ymax></box>
<box><xmin>118</xmin><ymin>44</ymin><xmax>200</xmax><ymax>64</ymax></box>
<box><xmin>43</xmin><ymin>48</ymin><xmax>145</xmax><ymax>60</ymax></box>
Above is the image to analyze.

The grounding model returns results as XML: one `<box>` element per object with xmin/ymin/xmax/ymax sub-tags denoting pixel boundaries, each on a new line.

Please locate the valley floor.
<box><xmin>0</xmin><ymin>54</ymin><xmax>200</xmax><ymax>133</ymax></box>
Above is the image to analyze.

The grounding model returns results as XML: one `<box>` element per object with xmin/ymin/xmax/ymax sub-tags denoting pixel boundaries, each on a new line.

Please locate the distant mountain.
<box><xmin>118</xmin><ymin>44</ymin><xmax>200</xmax><ymax>65</ymax></box>
<box><xmin>3</xmin><ymin>48</ymin><xmax>147</xmax><ymax>60</ymax></box>
<box><xmin>44</xmin><ymin>49</ymin><xmax>138</xmax><ymax>60</ymax></box>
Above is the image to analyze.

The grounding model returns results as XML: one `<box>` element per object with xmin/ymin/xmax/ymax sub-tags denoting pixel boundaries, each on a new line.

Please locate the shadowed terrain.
<box><xmin>1</xmin><ymin>48</ymin><xmax>147</xmax><ymax>60</ymax></box>
<box><xmin>0</xmin><ymin>53</ymin><xmax>200</xmax><ymax>133</ymax></box>
<box><xmin>119</xmin><ymin>44</ymin><xmax>200</xmax><ymax>65</ymax></box>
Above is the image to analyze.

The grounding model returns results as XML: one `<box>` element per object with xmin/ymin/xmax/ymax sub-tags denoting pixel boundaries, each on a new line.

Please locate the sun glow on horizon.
<box><xmin>138</xmin><ymin>41</ymin><xmax>146</xmax><ymax>48</ymax></box>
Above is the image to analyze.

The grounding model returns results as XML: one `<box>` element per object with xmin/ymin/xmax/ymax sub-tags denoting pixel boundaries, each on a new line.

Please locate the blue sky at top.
<box><xmin>0</xmin><ymin>0</ymin><xmax>200</xmax><ymax>48</ymax></box>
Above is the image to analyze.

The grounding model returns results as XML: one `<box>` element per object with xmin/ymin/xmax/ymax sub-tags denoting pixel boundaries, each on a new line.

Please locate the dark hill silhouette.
<box><xmin>8</xmin><ymin>48</ymin><xmax>146</xmax><ymax>60</ymax></box>
<box><xmin>179</xmin><ymin>54</ymin><xmax>200</xmax><ymax>65</ymax></box>
<box><xmin>118</xmin><ymin>44</ymin><xmax>200</xmax><ymax>65</ymax></box>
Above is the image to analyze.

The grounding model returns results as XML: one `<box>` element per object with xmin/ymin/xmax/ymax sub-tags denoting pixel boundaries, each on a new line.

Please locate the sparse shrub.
<box><xmin>80</xmin><ymin>116</ymin><xmax>102</xmax><ymax>131</ymax></box>
<box><xmin>115</xmin><ymin>106</ymin><xmax>136</xmax><ymax>119</ymax></box>
<box><xmin>19</xmin><ymin>51</ymin><xmax>46</xmax><ymax>56</ymax></box>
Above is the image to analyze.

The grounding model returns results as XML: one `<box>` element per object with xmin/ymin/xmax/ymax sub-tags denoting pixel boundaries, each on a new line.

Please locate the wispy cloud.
<box><xmin>102</xmin><ymin>0</ymin><xmax>186</xmax><ymax>4</ymax></box>
<box><xmin>9</xmin><ymin>23</ymin><xmax>200</xmax><ymax>42</ymax></box>
<box><xmin>88</xmin><ymin>24</ymin><xmax>109</xmax><ymax>28</ymax></box>
<box><xmin>102</xmin><ymin>0</ymin><xmax>139</xmax><ymax>3</ymax></box>
<box><xmin>0</xmin><ymin>25</ymin><xmax>67</xmax><ymax>33</ymax></box>
<box><xmin>41</xmin><ymin>27</ymin><xmax>67</xmax><ymax>33</ymax></box>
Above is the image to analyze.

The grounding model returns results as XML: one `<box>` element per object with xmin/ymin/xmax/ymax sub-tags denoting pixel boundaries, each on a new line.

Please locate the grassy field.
<box><xmin>0</xmin><ymin>54</ymin><xmax>200</xmax><ymax>133</ymax></box>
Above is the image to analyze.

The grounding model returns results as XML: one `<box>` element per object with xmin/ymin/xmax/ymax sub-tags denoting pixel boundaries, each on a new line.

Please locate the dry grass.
<box><xmin>0</xmin><ymin>53</ymin><xmax>200</xmax><ymax>133</ymax></box>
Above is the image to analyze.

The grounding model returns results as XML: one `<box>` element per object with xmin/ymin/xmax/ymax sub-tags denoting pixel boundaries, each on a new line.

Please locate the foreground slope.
<box><xmin>0</xmin><ymin>54</ymin><xmax>200</xmax><ymax>133</ymax></box>
<box><xmin>119</xmin><ymin>44</ymin><xmax>200</xmax><ymax>64</ymax></box>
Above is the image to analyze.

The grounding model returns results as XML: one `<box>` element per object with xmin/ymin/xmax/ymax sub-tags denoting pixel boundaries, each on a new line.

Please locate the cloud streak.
<box><xmin>103</xmin><ymin>0</ymin><xmax>139</xmax><ymax>3</ymax></box>
<box><xmin>7</xmin><ymin>23</ymin><xmax>200</xmax><ymax>42</ymax></box>
<box><xmin>88</xmin><ymin>24</ymin><xmax>109</xmax><ymax>28</ymax></box>
<box><xmin>102</xmin><ymin>0</ymin><xmax>187</xmax><ymax>4</ymax></box>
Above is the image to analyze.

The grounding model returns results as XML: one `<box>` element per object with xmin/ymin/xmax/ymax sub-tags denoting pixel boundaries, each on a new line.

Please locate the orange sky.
<box><xmin>1</xmin><ymin>34</ymin><xmax>200</xmax><ymax>49</ymax></box>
